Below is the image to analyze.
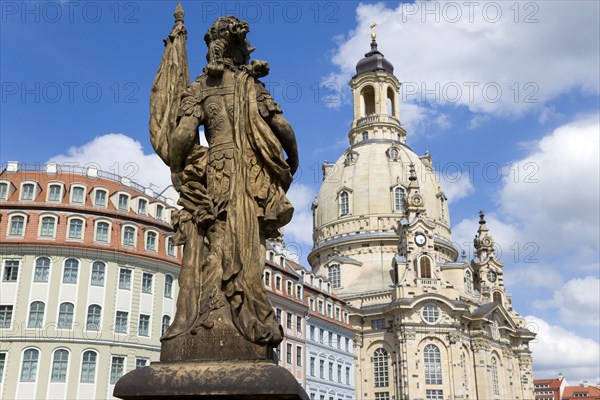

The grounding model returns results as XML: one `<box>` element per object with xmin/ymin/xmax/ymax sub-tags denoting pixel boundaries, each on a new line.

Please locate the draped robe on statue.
<box><xmin>162</xmin><ymin>69</ymin><xmax>293</xmax><ymax>347</ymax></box>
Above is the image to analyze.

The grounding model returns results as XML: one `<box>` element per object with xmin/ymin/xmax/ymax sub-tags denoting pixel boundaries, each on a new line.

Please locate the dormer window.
<box><xmin>94</xmin><ymin>190</ymin><xmax>107</xmax><ymax>206</ymax></box>
<box><xmin>329</xmin><ymin>264</ymin><xmax>341</xmax><ymax>289</ymax></box>
<box><xmin>156</xmin><ymin>205</ymin><xmax>164</xmax><ymax>220</ymax></box>
<box><xmin>340</xmin><ymin>191</ymin><xmax>349</xmax><ymax>216</ymax></box>
<box><xmin>393</xmin><ymin>187</ymin><xmax>405</xmax><ymax>213</ymax></box>
<box><xmin>118</xmin><ymin>194</ymin><xmax>129</xmax><ymax>210</ymax></box>
<box><xmin>264</xmin><ymin>271</ymin><xmax>271</xmax><ymax>287</ymax></box>
<box><xmin>71</xmin><ymin>186</ymin><xmax>85</xmax><ymax>204</ymax></box>
<box><xmin>0</xmin><ymin>182</ymin><xmax>8</xmax><ymax>200</ymax></box>
<box><xmin>138</xmin><ymin>199</ymin><xmax>147</xmax><ymax>214</ymax></box>
<box><xmin>48</xmin><ymin>184</ymin><xmax>62</xmax><ymax>202</ymax></box>
<box><xmin>21</xmin><ymin>183</ymin><xmax>35</xmax><ymax>200</ymax></box>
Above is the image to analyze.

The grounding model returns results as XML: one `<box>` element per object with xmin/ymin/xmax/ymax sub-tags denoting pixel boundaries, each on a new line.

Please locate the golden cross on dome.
<box><xmin>370</xmin><ymin>22</ymin><xmax>377</xmax><ymax>40</ymax></box>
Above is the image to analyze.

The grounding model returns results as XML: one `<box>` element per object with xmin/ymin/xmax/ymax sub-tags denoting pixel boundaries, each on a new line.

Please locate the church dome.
<box><xmin>312</xmin><ymin>141</ymin><xmax>452</xmax><ymax>247</ymax></box>
<box><xmin>355</xmin><ymin>40</ymin><xmax>394</xmax><ymax>76</ymax></box>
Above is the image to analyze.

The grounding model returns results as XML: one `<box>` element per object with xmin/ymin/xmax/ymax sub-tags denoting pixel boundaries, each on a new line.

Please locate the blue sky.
<box><xmin>2</xmin><ymin>1</ymin><xmax>599</xmax><ymax>383</ymax></box>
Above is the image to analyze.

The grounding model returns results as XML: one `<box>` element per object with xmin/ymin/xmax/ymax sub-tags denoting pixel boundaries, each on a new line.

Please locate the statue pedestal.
<box><xmin>113</xmin><ymin>360</ymin><xmax>309</xmax><ymax>400</ymax></box>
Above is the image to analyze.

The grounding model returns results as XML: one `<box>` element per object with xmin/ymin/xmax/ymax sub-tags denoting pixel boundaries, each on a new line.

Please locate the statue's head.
<box><xmin>204</xmin><ymin>16</ymin><xmax>254</xmax><ymax>77</ymax></box>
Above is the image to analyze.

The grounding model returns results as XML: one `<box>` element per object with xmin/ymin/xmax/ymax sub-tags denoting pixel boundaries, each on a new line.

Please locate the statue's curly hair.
<box><xmin>204</xmin><ymin>16</ymin><xmax>249</xmax><ymax>77</ymax></box>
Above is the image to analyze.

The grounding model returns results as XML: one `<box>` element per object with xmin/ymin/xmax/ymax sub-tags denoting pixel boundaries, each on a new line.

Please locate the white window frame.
<box><xmin>93</xmin><ymin>219</ymin><xmax>112</xmax><ymax>244</ymax></box>
<box><xmin>7</xmin><ymin>212</ymin><xmax>27</xmax><ymax>237</ymax></box>
<box><xmin>373</xmin><ymin>348</ymin><xmax>390</xmax><ymax>387</ymax></box>
<box><xmin>33</xmin><ymin>256</ymin><xmax>51</xmax><ymax>283</ymax></box>
<box><xmin>114</xmin><ymin>311</ymin><xmax>129</xmax><ymax>334</ymax></box>
<box><xmin>3</xmin><ymin>260</ymin><xmax>20</xmax><ymax>282</ymax></box>
<box><xmin>145</xmin><ymin>230</ymin><xmax>158</xmax><ymax>252</ymax></box>
<box><xmin>138</xmin><ymin>314</ymin><xmax>151</xmax><ymax>337</ymax></box>
<box><xmin>328</xmin><ymin>264</ymin><xmax>341</xmax><ymax>289</ymax></box>
<box><xmin>90</xmin><ymin>261</ymin><xmax>106</xmax><ymax>287</ymax></box>
<box><xmin>62</xmin><ymin>258</ymin><xmax>79</xmax><ymax>284</ymax></box>
<box><xmin>46</xmin><ymin>182</ymin><xmax>64</xmax><ymax>202</ymax></box>
<box><xmin>136</xmin><ymin>198</ymin><xmax>148</xmax><ymax>215</ymax></box>
<box><xmin>70</xmin><ymin>184</ymin><xmax>87</xmax><ymax>205</ymax></box>
<box><xmin>424</xmin><ymin>344</ymin><xmax>443</xmax><ymax>384</ymax></box>
<box><xmin>164</xmin><ymin>274</ymin><xmax>173</xmax><ymax>298</ymax></box>
<box><xmin>20</xmin><ymin>181</ymin><xmax>37</xmax><ymax>201</ymax></box>
<box><xmin>117</xmin><ymin>192</ymin><xmax>130</xmax><ymax>211</ymax></box>
<box><xmin>66</xmin><ymin>216</ymin><xmax>85</xmax><ymax>240</ymax></box>
<box><xmin>86</xmin><ymin>304</ymin><xmax>102</xmax><ymax>331</ymax></box>
<box><xmin>50</xmin><ymin>348</ymin><xmax>69</xmax><ymax>382</ymax></box>
<box><xmin>339</xmin><ymin>191</ymin><xmax>350</xmax><ymax>216</ymax></box>
<box><xmin>142</xmin><ymin>272</ymin><xmax>153</xmax><ymax>294</ymax></box>
<box><xmin>421</xmin><ymin>304</ymin><xmax>441</xmax><ymax>325</ymax></box>
<box><xmin>93</xmin><ymin>188</ymin><xmax>108</xmax><ymax>207</ymax></box>
<box><xmin>19</xmin><ymin>348</ymin><xmax>40</xmax><ymax>382</ymax></box>
<box><xmin>38</xmin><ymin>214</ymin><xmax>58</xmax><ymax>239</ymax></box>
<box><xmin>155</xmin><ymin>204</ymin><xmax>164</xmax><ymax>220</ymax></box>
<box><xmin>121</xmin><ymin>224</ymin><xmax>137</xmax><ymax>248</ymax></box>
<box><xmin>0</xmin><ymin>180</ymin><xmax>10</xmax><ymax>200</ymax></box>
<box><xmin>118</xmin><ymin>268</ymin><xmax>132</xmax><ymax>290</ymax></box>
<box><xmin>57</xmin><ymin>302</ymin><xmax>75</xmax><ymax>329</ymax></box>
<box><xmin>391</xmin><ymin>185</ymin><xmax>406</xmax><ymax>213</ymax></box>
<box><xmin>109</xmin><ymin>356</ymin><xmax>126</xmax><ymax>385</ymax></box>
<box><xmin>161</xmin><ymin>315</ymin><xmax>171</xmax><ymax>335</ymax></box>
<box><xmin>80</xmin><ymin>350</ymin><xmax>97</xmax><ymax>383</ymax></box>
<box><xmin>263</xmin><ymin>269</ymin><xmax>272</xmax><ymax>288</ymax></box>
<box><xmin>166</xmin><ymin>236</ymin><xmax>176</xmax><ymax>257</ymax></box>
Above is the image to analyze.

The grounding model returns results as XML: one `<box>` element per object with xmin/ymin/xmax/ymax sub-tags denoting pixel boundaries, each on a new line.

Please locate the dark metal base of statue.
<box><xmin>113</xmin><ymin>360</ymin><xmax>309</xmax><ymax>400</ymax></box>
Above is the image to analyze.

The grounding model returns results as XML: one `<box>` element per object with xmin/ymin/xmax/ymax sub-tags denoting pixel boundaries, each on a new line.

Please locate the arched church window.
<box><xmin>329</xmin><ymin>264</ymin><xmax>341</xmax><ymax>289</ymax></box>
<box><xmin>340</xmin><ymin>192</ymin><xmax>349</xmax><ymax>216</ymax></box>
<box><xmin>440</xmin><ymin>197</ymin><xmax>445</xmax><ymax>220</ymax></box>
<box><xmin>373</xmin><ymin>348</ymin><xmax>389</xmax><ymax>387</ymax></box>
<box><xmin>424</xmin><ymin>344</ymin><xmax>442</xmax><ymax>384</ymax></box>
<box><xmin>465</xmin><ymin>270</ymin><xmax>473</xmax><ymax>294</ymax></box>
<box><xmin>491</xmin><ymin>356</ymin><xmax>500</xmax><ymax>395</ymax></box>
<box><xmin>393</xmin><ymin>187</ymin><xmax>405</xmax><ymax>212</ymax></box>
<box><xmin>387</xmin><ymin>87</ymin><xmax>395</xmax><ymax>117</ymax></box>
<box><xmin>493</xmin><ymin>291</ymin><xmax>502</xmax><ymax>304</ymax></box>
<box><xmin>420</xmin><ymin>257</ymin><xmax>432</xmax><ymax>278</ymax></box>
<box><xmin>361</xmin><ymin>86</ymin><xmax>375</xmax><ymax>116</ymax></box>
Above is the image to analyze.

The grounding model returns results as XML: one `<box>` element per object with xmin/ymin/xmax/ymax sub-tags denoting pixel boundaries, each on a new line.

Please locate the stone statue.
<box><xmin>114</xmin><ymin>7</ymin><xmax>308</xmax><ymax>399</ymax></box>
<box><xmin>150</xmin><ymin>6</ymin><xmax>298</xmax><ymax>355</ymax></box>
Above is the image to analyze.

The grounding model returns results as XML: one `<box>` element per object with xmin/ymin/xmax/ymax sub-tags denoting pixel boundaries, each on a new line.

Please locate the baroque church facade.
<box><xmin>308</xmin><ymin>37</ymin><xmax>536</xmax><ymax>400</ymax></box>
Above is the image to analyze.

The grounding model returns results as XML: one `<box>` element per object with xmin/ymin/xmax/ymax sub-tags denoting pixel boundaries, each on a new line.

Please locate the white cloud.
<box><xmin>48</xmin><ymin>133</ymin><xmax>171</xmax><ymax>191</ymax></box>
<box><xmin>527</xmin><ymin>315</ymin><xmax>600</xmax><ymax>384</ymax></box>
<box><xmin>534</xmin><ymin>277</ymin><xmax>600</xmax><ymax>327</ymax></box>
<box><xmin>284</xmin><ymin>182</ymin><xmax>316</xmax><ymax>246</ymax></box>
<box><xmin>504</xmin><ymin>264</ymin><xmax>564</xmax><ymax>289</ymax></box>
<box><xmin>499</xmin><ymin>114</ymin><xmax>600</xmax><ymax>254</ymax></box>
<box><xmin>325</xmin><ymin>1</ymin><xmax>599</xmax><ymax>117</ymax></box>
<box><xmin>440</xmin><ymin>172</ymin><xmax>474</xmax><ymax>204</ymax></box>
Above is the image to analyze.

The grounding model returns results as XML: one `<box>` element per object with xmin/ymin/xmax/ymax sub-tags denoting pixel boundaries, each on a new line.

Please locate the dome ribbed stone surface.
<box><xmin>313</xmin><ymin>142</ymin><xmax>450</xmax><ymax>242</ymax></box>
<box><xmin>355</xmin><ymin>40</ymin><xmax>394</xmax><ymax>76</ymax></box>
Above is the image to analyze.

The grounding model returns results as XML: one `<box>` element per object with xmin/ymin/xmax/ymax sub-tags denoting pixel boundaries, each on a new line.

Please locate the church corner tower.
<box><xmin>309</xmin><ymin>29</ymin><xmax>535</xmax><ymax>400</ymax></box>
